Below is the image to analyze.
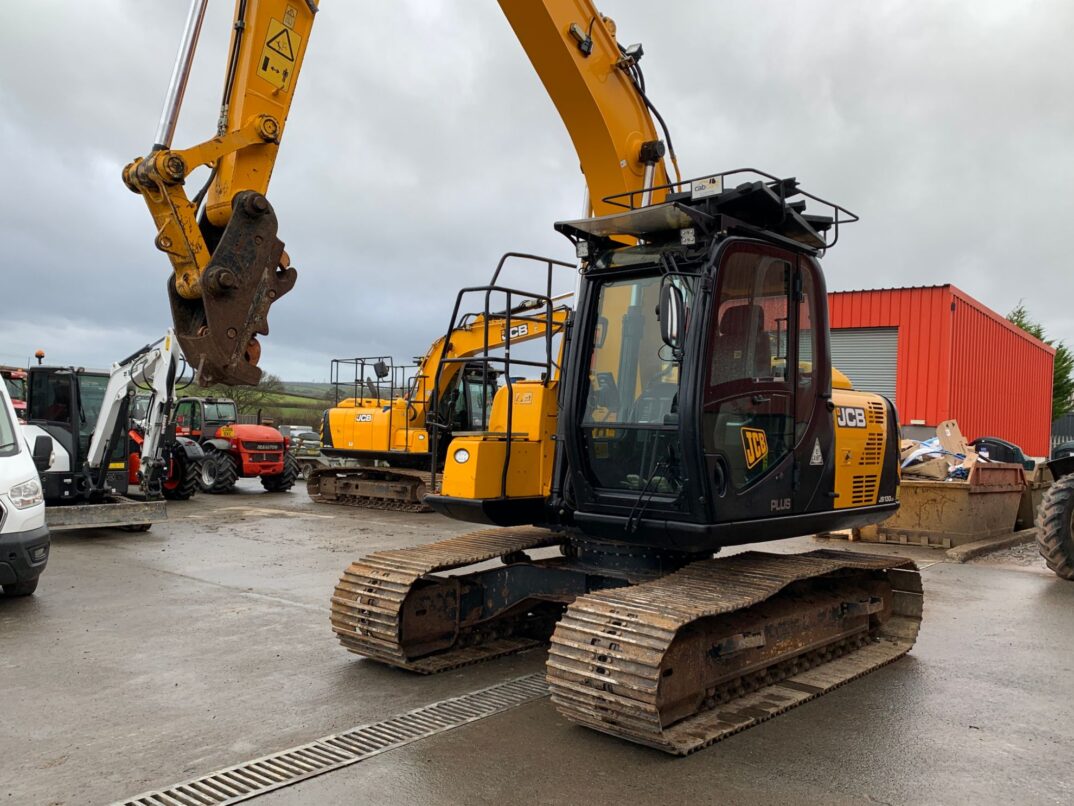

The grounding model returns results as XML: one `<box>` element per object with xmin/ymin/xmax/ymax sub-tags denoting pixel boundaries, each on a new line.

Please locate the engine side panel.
<box><xmin>831</xmin><ymin>390</ymin><xmax>898</xmax><ymax>510</ymax></box>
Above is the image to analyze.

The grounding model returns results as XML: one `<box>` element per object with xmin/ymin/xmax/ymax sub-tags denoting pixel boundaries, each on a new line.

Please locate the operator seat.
<box><xmin>711</xmin><ymin>304</ymin><xmax>772</xmax><ymax>384</ymax></box>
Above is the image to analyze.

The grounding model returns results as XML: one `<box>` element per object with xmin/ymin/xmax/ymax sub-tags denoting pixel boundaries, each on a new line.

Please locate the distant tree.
<box><xmin>203</xmin><ymin>372</ymin><xmax>285</xmax><ymax>416</ymax></box>
<box><xmin>1007</xmin><ymin>303</ymin><xmax>1074</xmax><ymax>420</ymax></box>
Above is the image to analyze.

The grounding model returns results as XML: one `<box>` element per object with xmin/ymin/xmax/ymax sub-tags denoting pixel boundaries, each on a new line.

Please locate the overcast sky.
<box><xmin>2</xmin><ymin>1</ymin><xmax>1072</xmax><ymax>381</ymax></box>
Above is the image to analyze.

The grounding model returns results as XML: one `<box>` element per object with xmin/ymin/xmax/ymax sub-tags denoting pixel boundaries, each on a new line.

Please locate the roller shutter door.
<box><xmin>830</xmin><ymin>327</ymin><xmax>898</xmax><ymax>400</ymax></box>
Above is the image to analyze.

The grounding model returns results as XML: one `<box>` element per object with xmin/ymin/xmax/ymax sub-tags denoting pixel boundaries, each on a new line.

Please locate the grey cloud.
<box><xmin>1</xmin><ymin>0</ymin><xmax>1071</xmax><ymax>381</ymax></box>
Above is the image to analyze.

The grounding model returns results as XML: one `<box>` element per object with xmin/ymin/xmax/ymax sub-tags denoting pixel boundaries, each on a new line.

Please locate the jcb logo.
<box><xmin>837</xmin><ymin>407</ymin><xmax>867</xmax><ymax>428</ymax></box>
<box><xmin>355</xmin><ymin>413</ymin><xmax>373</xmax><ymax>422</ymax></box>
<box><xmin>741</xmin><ymin>427</ymin><xmax>769</xmax><ymax>470</ymax></box>
<box><xmin>507</xmin><ymin>323</ymin><xmax>530</xmax><ymax>340</ymax></box>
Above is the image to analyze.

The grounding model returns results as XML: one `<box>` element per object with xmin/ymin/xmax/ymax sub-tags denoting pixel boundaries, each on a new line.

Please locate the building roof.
<box><xmin>829</xmin><ymin>284</ymin><xmax>1055</xmax><ymax>354</ymax></box>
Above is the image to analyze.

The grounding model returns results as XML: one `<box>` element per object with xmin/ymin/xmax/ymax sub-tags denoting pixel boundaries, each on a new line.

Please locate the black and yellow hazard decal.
<box><xmin>741</xmin><ymin>427</ymin><xmax>769</xmax><ymax>470</ymax></box>
<box><xmin>257</xmin><ymin>18</ymin><xmax>301</xmax><ymax>91</ymax></box>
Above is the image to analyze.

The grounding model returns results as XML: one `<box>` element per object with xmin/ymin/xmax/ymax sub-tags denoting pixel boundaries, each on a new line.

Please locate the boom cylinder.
<box><xmin>154</xmin><ymin>0</ymin><xmax>210</xmax><ymax>150</ymax></box>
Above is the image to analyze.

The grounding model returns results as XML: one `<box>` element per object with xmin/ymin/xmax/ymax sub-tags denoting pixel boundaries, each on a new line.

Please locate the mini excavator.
<box><xmin>127</xmin><ymin>0</ymin><xmax>922</xmax><ymax>755</ymax></box>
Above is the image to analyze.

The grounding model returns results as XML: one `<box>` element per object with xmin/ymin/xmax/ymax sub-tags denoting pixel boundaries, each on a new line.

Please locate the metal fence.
<box><xmin>1053</xmin><ymin>414</ymin><xmax>1074</xmax><ymax>452</ymax></box>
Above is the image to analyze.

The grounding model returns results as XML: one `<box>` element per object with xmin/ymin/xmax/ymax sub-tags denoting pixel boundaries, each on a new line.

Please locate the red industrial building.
<box><xmin>827</xmin><ymin>285</ymin><xmax>1055</xmax><ymax>456</ymax></box>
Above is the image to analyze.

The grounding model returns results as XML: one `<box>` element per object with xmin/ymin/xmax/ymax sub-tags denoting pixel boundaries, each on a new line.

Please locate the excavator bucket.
<box><xmin>168</xmin><ymin>192</ymin><xmax>297</xmax><ymax>387</ymax></box>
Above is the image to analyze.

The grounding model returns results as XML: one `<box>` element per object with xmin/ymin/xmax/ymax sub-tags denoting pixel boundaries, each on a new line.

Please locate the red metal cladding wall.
<box><xmin>828</xmin><ymin>285</ymin><xmax>1055</xmax><ymax>455</ymax></box>
<box><xmin>828</xmin><ymin>286</ymin><xmax>953</xmax><ymax>423</ymax></box>
<box><xmin>948</xmin><ymin>287</ymin><xmax>1054</xmax><ymax>456</ymax></box>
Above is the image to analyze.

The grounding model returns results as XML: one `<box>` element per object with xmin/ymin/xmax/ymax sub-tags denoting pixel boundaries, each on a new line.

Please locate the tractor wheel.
<box><xmin>200</xmin><ymin>450</ymin><xmax>239</xmax><ymax>494</ymax></box>
<box><xmin>1036</xmin><ymin>474</ymin><xmax>1074</xmax><ymax>580</ymax></box>
<box><xmin>2</xmin><ymin>578</ymin><xmax>39</xmax><ymax>597</ymax></box>
<box><xmin>261</xmin><ymin>453</ymin><xmax>299</xmax><ymax>493</ymax></box>
<box><xmin>162</xmin><ymin>452</ymin><xmax>200</xmax><ymax>500</ymax></box>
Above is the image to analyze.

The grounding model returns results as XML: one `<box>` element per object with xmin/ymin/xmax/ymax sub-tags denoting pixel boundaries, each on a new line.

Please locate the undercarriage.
<box><xmin>308</xmin><ymin>466</ymin><xmax>437</xmax><ymax>512</ymax></box>
<box><xmin>330</xmin><ymin>528</ymin><xmax>921</xmax><ymax>754</ymax></box>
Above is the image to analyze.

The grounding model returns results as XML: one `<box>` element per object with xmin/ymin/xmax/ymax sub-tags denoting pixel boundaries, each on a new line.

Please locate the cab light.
<box><xmin>453</xmin><ymin>449</ymin><xmax>470</xmax><ymax>464</ymax></box>
<box><xmin>10</xmin><ymin>478</ymin><xmax>43</xmax><ymax>509</ymax></box>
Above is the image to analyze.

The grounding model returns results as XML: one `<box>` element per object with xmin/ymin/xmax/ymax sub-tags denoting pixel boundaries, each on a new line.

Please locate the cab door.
<box><xmin>174</xmin><ymin>400</ymin><xmax>202</xmax><ymax>439</ymax></box>
<box><xmin>701</xmin><ymin>243</ymin><xmax>798</xmax><ymax>521</ymax></box>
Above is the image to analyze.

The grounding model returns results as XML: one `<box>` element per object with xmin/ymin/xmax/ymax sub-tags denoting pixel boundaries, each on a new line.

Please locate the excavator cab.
<box><xmin>338</xmin><ymin>178</ymin><xmax>921</xmax><ymax>756</ymax></box>
<box><xmin>429</xmin><ymin>172</ymin><xmax>900</xmax><ymax>552</ymax></box>
<box><xmin>436</xmin><ymin>363</ymin><xmax>501</xmax><ymax>446</ymax></box>
<box><xmin>24</xmin><ymin>367</ymin><xmax>131</xmax><ymax>501</ymax></box>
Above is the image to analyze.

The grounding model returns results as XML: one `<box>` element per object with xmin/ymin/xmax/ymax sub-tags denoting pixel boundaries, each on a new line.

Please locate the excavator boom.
<box><xmin>127</xmin><ymin>0</ymin><xmax>675</xmax><ymax>385</ymax></box>
<box><xmin>498</xmin><ymin>0</ymin><xmax>675</xmax><ymax>215</ymax></box>
<box><xmin>124</xmin><ymin>0</ymin><xmax>318</xmax><ymax>386</ymax></box>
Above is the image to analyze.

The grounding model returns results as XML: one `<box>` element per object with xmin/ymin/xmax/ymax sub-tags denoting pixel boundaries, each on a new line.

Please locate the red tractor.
<box><xmin>173</xmin><ymin>397</ymin><xmax>299</xmax><ymax>494</ymax></box>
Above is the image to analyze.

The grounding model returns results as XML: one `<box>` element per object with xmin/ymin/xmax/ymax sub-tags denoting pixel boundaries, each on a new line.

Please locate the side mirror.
<box><xmin>32</xmin><ymin>435</ymin><xmax>53</xmax><ymax>472</ymax></box>
<box><xmin>659</xmin><ymin>282</ymin><xmax>686</xmax><ymax>352</ymax></box>
<box><xmin>373</xmin><ymin>361</ymin><xmax>390</xmax><ymax>380</ymax></box>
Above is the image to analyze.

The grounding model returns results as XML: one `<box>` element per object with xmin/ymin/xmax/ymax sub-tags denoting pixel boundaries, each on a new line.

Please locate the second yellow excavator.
<box><xmin>309</xmin><ymin>255</ymin><xmax>572</xmax><ymax>510</ymax></box>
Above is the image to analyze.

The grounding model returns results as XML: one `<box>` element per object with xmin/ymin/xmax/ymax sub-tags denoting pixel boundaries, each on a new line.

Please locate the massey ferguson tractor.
<box><xmin>172</xmin><ymin>396</ymin><xmax>298</xmax><ymax>493</ymax></box>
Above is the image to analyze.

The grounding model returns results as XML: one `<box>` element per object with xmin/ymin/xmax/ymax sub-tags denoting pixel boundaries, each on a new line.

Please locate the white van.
<box><xmin>0</xmin><ymin>379</ymin><xmax>50</xmax><ymax>596</ymax></box>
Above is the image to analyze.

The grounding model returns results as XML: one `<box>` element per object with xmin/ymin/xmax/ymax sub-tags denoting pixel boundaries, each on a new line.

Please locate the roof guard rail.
<box><xmin>602</xmin><ymin>168</ymin><xmax>859</xmax><ymax>249</ymax></box>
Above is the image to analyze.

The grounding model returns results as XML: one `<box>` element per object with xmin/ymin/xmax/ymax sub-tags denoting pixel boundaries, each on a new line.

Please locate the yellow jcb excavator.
<box><xmin>126</xmin><ymin>0</ymin><xmax>922</xmax><ymax>756</ymax></box>
<box><xmin>309</xmin><ymin>260</ymin><xmax>572</xmax><ymax>510</ymax></box>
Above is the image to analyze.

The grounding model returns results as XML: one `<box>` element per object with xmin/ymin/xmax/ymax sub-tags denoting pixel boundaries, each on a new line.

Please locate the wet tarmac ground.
<box><xmin>2</xmin><ymin>480</ymin><xmax>1072</xmax><ymax>805</ymax></box>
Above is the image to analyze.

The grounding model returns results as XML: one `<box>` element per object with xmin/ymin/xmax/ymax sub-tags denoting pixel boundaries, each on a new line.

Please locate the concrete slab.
<box><xmin>946</xmin><ymin>527</ymin><xmax>1038</xmax><ymax>563</ymax></box>
<box><xmin>262</xmin><ymin>562</ymin><xmax>1074</xmax><ymax>806</ymax></box>
<box><xmin>1</xmin><ymin>480</ymin><xmax>1071</xmax><ymax>805</ymax></box>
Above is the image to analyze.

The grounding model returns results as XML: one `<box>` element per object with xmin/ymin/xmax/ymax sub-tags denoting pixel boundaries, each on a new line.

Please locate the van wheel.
<box><xmin>3</xmin><ymin>578</ymin><xmax>39</xmax><ymax>597</ymax></box>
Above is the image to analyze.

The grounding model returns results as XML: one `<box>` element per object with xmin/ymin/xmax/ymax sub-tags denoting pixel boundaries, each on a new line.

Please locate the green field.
<box><xmin>280</xmin><ymin>382</ymin><xmax>334</xmax><ymax>398</ymax></box>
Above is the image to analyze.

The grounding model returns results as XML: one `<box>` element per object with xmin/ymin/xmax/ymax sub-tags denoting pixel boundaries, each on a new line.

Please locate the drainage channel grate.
<box><xmin>116</xmin><ymin>673</ymin><xmax>548</xmax><ymax>806</ymax></box>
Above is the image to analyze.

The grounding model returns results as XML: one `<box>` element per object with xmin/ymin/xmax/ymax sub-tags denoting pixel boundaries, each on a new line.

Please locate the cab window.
<box><xmin>29</xmin><ymin>372</ymin><xmax>72</xmax><ymax>423</ymax></box>
<box><xmin>579</xmin><ymin>274</ymin><xmax>687</xmax><ymax>493</ymax></box>
<box><xmin>703</xmin><ymin>249</ymin><xmax>794</xmax><ymax>490</ymax></box>
<box><xmin>175</xmin><ymin>401</ymin><xmax>193</xmax><ymax>430</ymax></box>
<box><xmin>796</xmin><ymin>264</ymin><xmax>819</xmax><ymax>442</ymax></box>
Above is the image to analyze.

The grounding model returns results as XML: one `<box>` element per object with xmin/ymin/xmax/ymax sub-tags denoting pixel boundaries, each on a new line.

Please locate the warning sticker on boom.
<box><xmin>257</xmin><ymin>18</ymin><xmax>301</xmax><ymax>91</ymax></box>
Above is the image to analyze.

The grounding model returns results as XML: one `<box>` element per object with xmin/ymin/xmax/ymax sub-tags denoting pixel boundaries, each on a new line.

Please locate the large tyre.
<box><xmin>200</xmin><ymin>450</ymin><xmax>239</xmax><ymax>494</ymax></box>
<box><xmin>162</xmin><ymin>452</ymin><xmax>200</xmax><ymax>500</ymax></box>
<box><xmin>1036</xmin><ymin>474</ymin><xmax>1074</xmax><ymax>580</ymax></box>
<box><xmin>261</xmin><ymin>453</ymin><xmax>299</xmax><ymax>493</ymax></box>
<box><xmin>3</xmin><ymin>577</ymin><xmax>39</xmax><ymax>597</ymax></box>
